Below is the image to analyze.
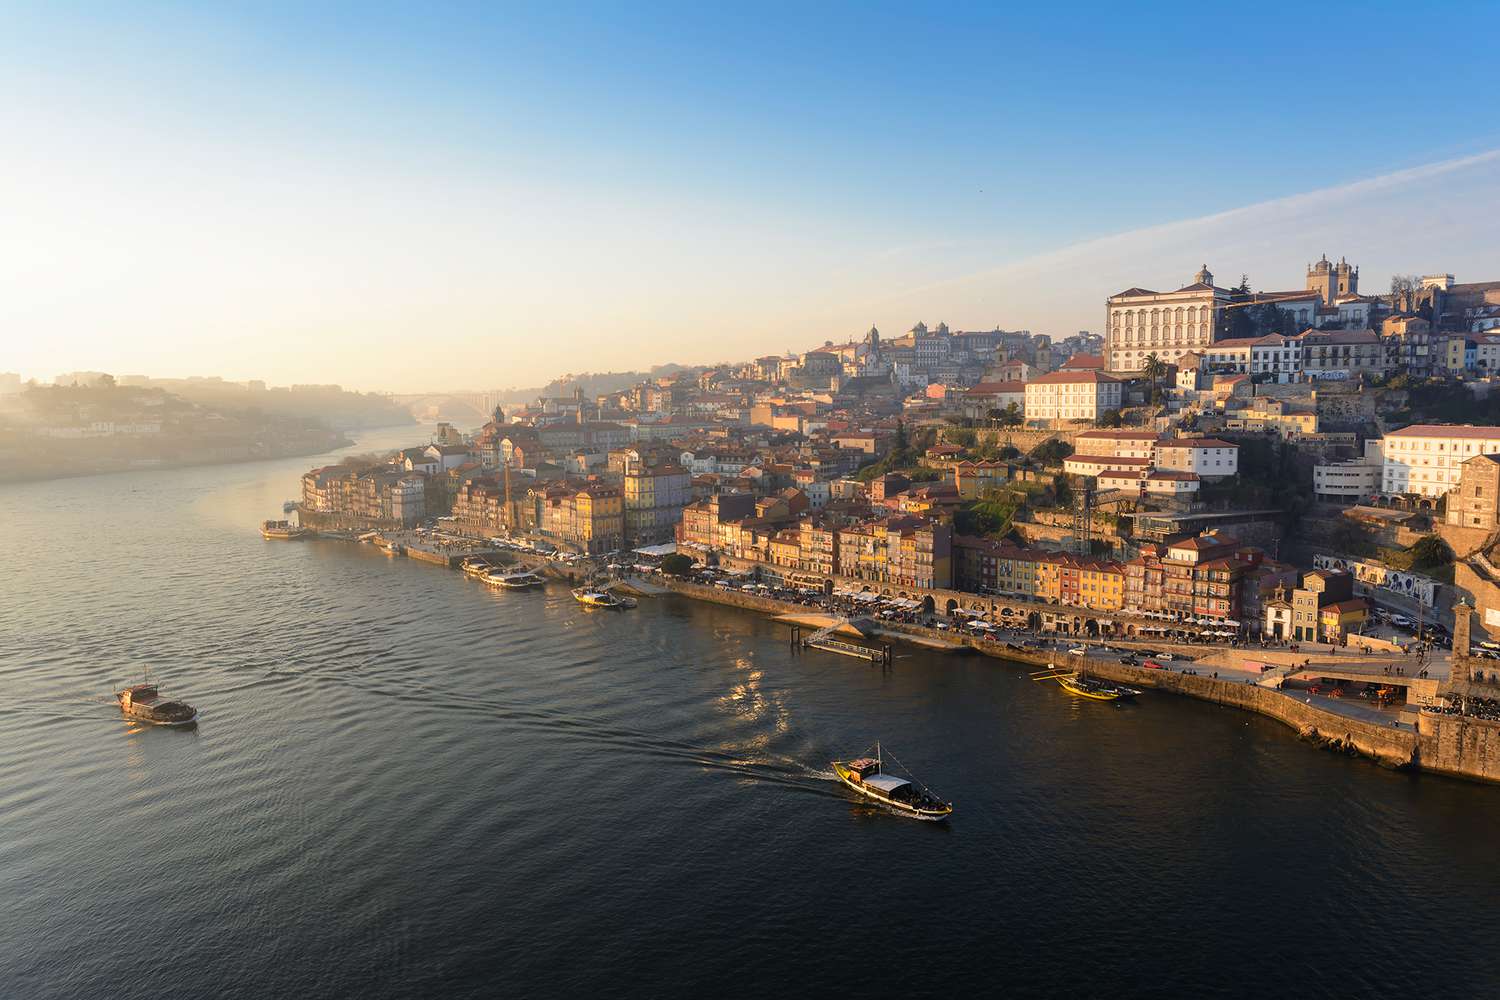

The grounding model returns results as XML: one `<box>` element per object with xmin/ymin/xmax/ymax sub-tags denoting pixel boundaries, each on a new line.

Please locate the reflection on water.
<box><xmin>3</xmin><ymin>427</ymin><xmax>1500</xmax><ymax>999</ymax></box>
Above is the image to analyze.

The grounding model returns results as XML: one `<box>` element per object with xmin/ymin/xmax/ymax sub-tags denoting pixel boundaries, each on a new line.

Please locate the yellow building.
<box><xmin>1079</xmin><ymin>562</ymin><xmax>1126</xmax><ymax>611</ymax></box>
<box><xmin>571</xmin><ymin>485</ymin><xmax>624</xmax><ymax>553</ymax></box>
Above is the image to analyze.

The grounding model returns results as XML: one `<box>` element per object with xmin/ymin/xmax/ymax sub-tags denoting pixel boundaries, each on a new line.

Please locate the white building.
<box><xmin>1154</xmin><ymin>438</ymin><xmax>1239</xmax><ymax>479</ymax></box>
<box><xmin>1313</xmin><ymin>459</ymin><xmax>1382</xmax><ymax>502</ymax></box>
<box><xmin>391</xmin><ymin>476</ymin><xmax>426</xmax><ymax>526</ymax></box>
<box><xmin>1097</xmin><ymin>469</ymin><xmax>1201</xmax><ymax>496</ymax></box>
<box><xmin>1071</xmin><ymin>429</ymin><xmax>1163</xmax><ymax>460</ymax></box>
<box><xmin>1380</xmin><ymin>425</ymin><xmax>1500</xmax><ymax>498</ymax></box>
<box><xmin>1201</xmin><ymin>334</ymin><xmax>1303</xmax><ymax>382</ymax></box>
<box><xmin>1105</xmin><ymin>266</ymin><xmax>1230</xmax><ymax>371</ymax></box>
<box><xmin>1065</xmin><ymin>454</ymin><xmax>1153</xmax><ymax>478</ymax></box>
<box><xmin>1023</xmin><ymin>370</ymin><xmax>1122</xmax><ymax>426</ymax></box>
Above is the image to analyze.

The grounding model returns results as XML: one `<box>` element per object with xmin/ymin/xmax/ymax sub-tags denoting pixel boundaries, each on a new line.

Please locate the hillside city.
<box><xmin>283</xmin><ymin>259</ymin><xmax>1500</xmax><ymax>685</ymax></box>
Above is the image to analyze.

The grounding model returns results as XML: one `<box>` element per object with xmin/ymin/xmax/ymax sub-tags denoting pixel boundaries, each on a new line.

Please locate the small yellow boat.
<box><xmin>831</xmin><ymin>744</ymin><xmax>952</xmax><ymax>821</ymax></box>
<box><xmin>572</xmin><ymin>587</ymin><xmax>636</xmax><ymax>609</ymax></box>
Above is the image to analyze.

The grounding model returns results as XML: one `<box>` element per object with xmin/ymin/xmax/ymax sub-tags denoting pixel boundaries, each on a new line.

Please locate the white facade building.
<box><xmin>1023</xmin><ymin>371</ymin><xmax>1122</xmax><ymax>426</ymax></box>
<box><xmin>1154</xmin><ymin>438</ymin><xmax>1239</xmax><ymax>479</ymax></box>
<box><xmin>1380</xmin><ymin>425</ymin><xmax>1500</xmax><ymax>497</ymax></box>
<box><xmin>1105</xmin><ymin>266</ymin><xmax>1230</xmax><ymax>371</ymax></box>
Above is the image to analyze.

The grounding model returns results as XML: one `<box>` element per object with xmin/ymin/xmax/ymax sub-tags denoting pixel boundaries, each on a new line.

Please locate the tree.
<box><xmin>998</xmin><ymin>445</ymin><xmax>1021</xmax><ymax>461</ymax></box>
<box><xmin>1409</xmin><ymin>535</ymin><xmax>1453</xmax><ymax>572</ymax></box>
<box><xmin>1001</xmin><ymin>402</ymin><xmax>1022</xmax><ymax>427</ymax></box>
<box><xmin>1390</xmin><ymin>274</ymin><xmax>1422</xmax><ymax>301</ymax></box>
<box><xmin>660</xmin><ymin>553</ymin><xmax>695</xmax><ymax>577</ymax></box>
<box><xmin>1032</xmin><ymin>439</ymin><xmax>1073</xmax><ymax>466</ymax></box>
<box><xmin>1221</xmin><ymin>277</ymin><xmax>1255</xmax><ymax>341</ymax></box>
<box><xmin>1097</xmin><ymin>408</ymin><xmax>1123</xmax><ymax>428</ymax></box>
<box><xmin>1052</xmin><ymin>474</ymin><xmax>1073</xmax><ymax>508</ymax></box>
<box><xmin>1141</xmin><ymin>352</ymin><xmax>1167</xmax><ymax>392</ymax></box>
<box><xmin>894</xmin><ymin>419</ymin><xmax>908</xmax><ymax>452</ymax></box>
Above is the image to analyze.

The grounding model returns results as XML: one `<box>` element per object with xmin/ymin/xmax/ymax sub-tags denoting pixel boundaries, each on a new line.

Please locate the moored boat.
<box><xmin>486</xmin><ymin>570</ymin><xmax>545</xmax><ymax>590</ymax></box>
<box><xmin>116</xmin><ymin>682</ymin><xmax>198</xmax><ymax>727</ymax></box>
<box><xmin>1032</xmin><ymin>664</ymin><xmax>1141</xmax><ymax>701</ymax></box>
<box><xmin>461</xmin><ymin>557</ymin><xmax>494</xmax><ymax>577</ymax></box>
<box><xmin>571</xmin><ymin>587</ymin><xmax>635</xmax><ymax>609</ymax></box>
<box><xmin>831</xmin><ymin>744</ymin><xmax>952</xmax><ymax>821</ymax></box>
<box><xmin>260</xmin><ymin>519</ymin><xmax>308</xmax><ymax>540</ymax></box>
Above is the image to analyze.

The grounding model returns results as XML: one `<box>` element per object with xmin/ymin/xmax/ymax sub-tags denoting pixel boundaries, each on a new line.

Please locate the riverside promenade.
<box><xmin>658</xmin><ymin>578</ymin><xmax>1500</xmax><ymax>786</ymax></box>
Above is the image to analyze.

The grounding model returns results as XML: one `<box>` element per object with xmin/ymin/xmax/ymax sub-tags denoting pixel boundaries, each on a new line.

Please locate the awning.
<box><xmin>633</xmin><ymin>542</ymin><xmax>677</xmax><ymax>556</ymax></box>
<box><xmin>861</xmin><ymin>774</ymin><xmax>911</xmax><ymax>794</ymax></box>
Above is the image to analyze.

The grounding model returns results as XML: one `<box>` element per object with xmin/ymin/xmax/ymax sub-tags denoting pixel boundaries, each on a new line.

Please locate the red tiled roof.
<box><xmin>1028</xmin><ymin>370</ymin><xmax>1120</xmax><ymax>385</ymax></box>
<box><xmin>1385</xmin><ymin>424</ymin><xmax>1500</xmax><ymax>439</ymax></box>
<box><xmin>1158</xmin><ymin>438</ymin><xmax>1236</xmax><ymax>449</ymax></box>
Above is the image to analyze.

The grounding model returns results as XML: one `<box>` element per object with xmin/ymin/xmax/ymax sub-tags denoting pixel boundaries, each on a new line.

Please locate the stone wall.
<box><xmin>1417</xmin><ymin>712</ymin><xmax>1500</xmax><ymax>783</ymax></box>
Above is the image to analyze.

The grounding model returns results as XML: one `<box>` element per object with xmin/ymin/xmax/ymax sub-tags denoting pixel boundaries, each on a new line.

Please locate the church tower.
<box><xmin>1193</xmin><ymin>264</ymin><xmax>1214</xmax><ymax>287</ymax></box>
<box><xmin>1335</xmin><ymin>256</ymin><xmax>1359</xmax><ymax>298</ymax></box>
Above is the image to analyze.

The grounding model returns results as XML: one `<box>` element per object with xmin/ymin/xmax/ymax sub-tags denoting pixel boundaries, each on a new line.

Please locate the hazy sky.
<box><xmin>3</xmin><ymin>2</ymin><xmax>1498</xmax><ymax>393</ymax></box>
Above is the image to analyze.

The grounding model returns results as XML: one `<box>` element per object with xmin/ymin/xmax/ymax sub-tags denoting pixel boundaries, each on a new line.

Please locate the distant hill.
<box><xmin>118</xmin><ymin>376</ymin><xmax>413</xmax><ymax>430</ymax></box>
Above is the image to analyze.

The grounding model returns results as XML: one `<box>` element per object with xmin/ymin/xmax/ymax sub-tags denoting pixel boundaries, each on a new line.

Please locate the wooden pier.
<box><xmin>789</xmin><ymin>624</ymin><xmax>893</xmax><ymax>666</ymax></box>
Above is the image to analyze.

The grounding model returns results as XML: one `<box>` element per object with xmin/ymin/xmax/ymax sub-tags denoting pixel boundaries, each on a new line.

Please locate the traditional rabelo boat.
<box><xmin>115</xmin><ymin>681</ymin><xmax>199</xmax><ymax>727</ymax></box>
<box><xmin>1031</xmin><ymin>664</ymin><xmax>1141</xmax><ymax>702</ymax></box>
<box><xmin>831</xmin><ymin>744</ymin><xmax>953</xmax><ymax>821</ymax></box>
<box><xmin>260</xmin><ymin>519</ymin><xmax>308</xmax><ymax>540</ymax></box>
<box><xmin>571</xmin><ymin>587</ymin><xmax>636</xmax><ymax>609</ymax></box>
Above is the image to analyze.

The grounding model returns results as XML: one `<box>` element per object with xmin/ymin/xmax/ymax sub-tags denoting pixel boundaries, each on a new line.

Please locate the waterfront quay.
<box><xmin>656</xmin><ymin>577</ymin><xmax>1500</xmax><ymax>786</ymax></box>
<box><xmin>305</xmin><ymin>523</ymin><xmax>1500</xmax><ymax>786</ymax></box>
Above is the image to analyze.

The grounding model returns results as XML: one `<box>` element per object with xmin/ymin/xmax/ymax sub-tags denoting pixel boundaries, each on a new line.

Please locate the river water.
<box><xmin>4</xmin><ymin>427</ymin><xmax>1500</xmax><ymax>999</ymax></box>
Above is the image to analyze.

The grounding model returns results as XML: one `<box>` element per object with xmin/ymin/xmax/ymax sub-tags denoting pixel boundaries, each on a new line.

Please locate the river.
<box><xmin>4</xmin><ymin>426</ymin><xmax>1500</xmax><ymax>999</ymax></box>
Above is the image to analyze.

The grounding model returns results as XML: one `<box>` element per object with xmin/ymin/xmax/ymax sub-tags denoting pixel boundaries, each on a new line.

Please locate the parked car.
<box><xmin>1119</xmin><ymin>655</ymin><xmax>1140</xmax><ymax>665</ymax></box>
<box><xmin>1142</xmin><ymin>659</ymin><xmax>1165</xmax><ymax>669</ymax></box>
<box><xmin>1156</xmin><ymin>652</ymin><xmax>1176</xmax><ymax>661</ymax></box>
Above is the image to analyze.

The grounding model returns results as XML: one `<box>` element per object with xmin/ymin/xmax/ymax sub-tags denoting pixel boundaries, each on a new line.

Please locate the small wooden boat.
<box><xmin>572</xmin><ymin>587</ymin><xmax>636</xmax><ymax>609</ymax></box>
<box><xmin>116</xmin><ymin>681</ymin><xmax>198</xmax><ymax>727</ymax></box>
<box><xmin>260</xmin><ymin>519</ymin><xmax>308</xmax><ymax>540</ymax></box>
<box><xmin>831</xmin><ymin>744</ymin><xmax>952</xmax><ymax>820</ymax></box>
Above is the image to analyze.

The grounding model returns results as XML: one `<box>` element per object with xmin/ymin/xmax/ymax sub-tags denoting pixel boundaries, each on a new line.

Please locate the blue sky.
<box><xmin>3</xmin><ymin>2</ymin><xmax>1498</xmax><ymax>390</ymax></box>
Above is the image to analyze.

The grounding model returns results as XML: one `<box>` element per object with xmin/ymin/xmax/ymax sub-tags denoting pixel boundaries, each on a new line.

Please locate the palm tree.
<box><xmin>1141</xmin><ymin>352</ymin><xmax>1166</xmax><ymax>396</ymax></box>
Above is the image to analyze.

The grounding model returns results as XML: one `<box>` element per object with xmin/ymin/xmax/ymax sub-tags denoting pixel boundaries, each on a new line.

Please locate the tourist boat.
<box><xmin>115</xmin><ymin>681</ymin><xmax>198</xmax><ymax>727</ymax></box>
<box><xmin>831</xmin><ymin>744</ymin><xmax>953</xmax><ymax>821</ymax></box>
<box><xmin>260</xmin><ymin>519</ymin><xmax>308</xmax><ymax>540</ymax></box>
<box><xmin>461</xmin><ymin>557</ymin><xmax>493</xmax><ymax>578</ymax></box>
<box><xmin>486</xmin><ymin>570</ymin><xmax>545</xmax><ymax>590</ymax></box>
<box><xmin>572</xmin><ymin>587</ymin><xmax>636</xmax><ymax>609</ymax></box>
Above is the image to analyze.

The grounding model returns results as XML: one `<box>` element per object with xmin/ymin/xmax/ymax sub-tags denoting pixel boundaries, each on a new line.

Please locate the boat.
<box><xmin>115</xmin><ymin>681</ymin><xmax>198</xmax><ymax>727</ymax></box>
<box><xmin>486</xmin><ymin>570</ymin><xmax>545</xmax><ymax>590</ymax></box>
<box><xmin>461</xmin><ymin>557</ymin><xmax>494</xmax><ymax>578</ymax></box>
<box><xmin>260</xmin><ymin>519</ymin><xmax>308</xmax><ymax>540</ymax></box>
<box><xmin>572</xmin><ymin>587</ymin><xmax>636</xmax><ymax>609</ymax></box>
<box><xmin>1031</xmin><ymin>664</ymin><xmax>1141</xmax><ymax>701</ymax></box>
<box><xmin>831</xmin><ymin>743</ymin><xmax>952</xmax><ymax>821</ymax></box>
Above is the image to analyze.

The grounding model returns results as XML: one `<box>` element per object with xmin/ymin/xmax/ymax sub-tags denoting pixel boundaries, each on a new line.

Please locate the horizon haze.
<box><xmin>3</xmin><ymin>2</ymin><xmax>1498</xmax><ymax>392</ymax></box>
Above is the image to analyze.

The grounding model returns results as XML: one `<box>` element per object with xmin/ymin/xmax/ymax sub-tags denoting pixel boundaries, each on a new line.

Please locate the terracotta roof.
<box><xmin>1028</xmin><ymin>370</ymin><xmax>1120</xmax><ymax>385</ymax></box>
<box><xmin>1158</xmin><ymin>438</ymin><xmax>1236</xmax><ymax>449</ymax></box>
<box><xmin>1386</xmin><ymin>424</ymin><xmax>1500</xmax><ymax>439</ymax></box>
<box><xmin>1146</xmin><ymin>471</ymin><xmax>1201</xmax><ymax>482</ymax></box>
<box><xmin>1075</xmin><ymin>430</ymin><xmax>1162</xmax><ymax>441</ymax></box>
<box><xmin>1060</xmin><ymin>353</ymin><xmax>1105</xmax><ymax>369</ymax></box>
<box><xmin>966</xmin><ymin>380</ymin><xmax>1027</xmax><ymax>394</ymax></box>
